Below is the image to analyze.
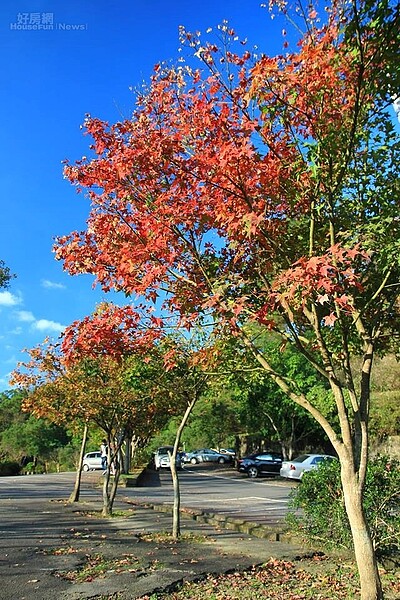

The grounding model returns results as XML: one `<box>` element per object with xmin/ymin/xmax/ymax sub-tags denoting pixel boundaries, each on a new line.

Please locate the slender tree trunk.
<box><xmin>109</xmin><ymin>444</ymin><xmax>123</xmax><ymax>508</ymax></box>
<box><xmin>171</xmin><ymin>393</ymin><xmax>198</xmax><ymax>539</ymax></box>
<box><xmin>341</xmin><ymin>463</ymin><xmax>383</xmax><ymax>600</ymax></box>
<box><xmin>109</xmin><ymin>461</ymin><xmax>121</xmax><ymax>508</ymax></box>
<box><xmin>101</xmin><ymin>436</ymin><xmax>125</xmax><ymax>516</ymax></box>
<box><xmin>102</xmin><ymin>469</ymin><xmax>112</xmax><ymax>517</ymax></box>
<box><xmin>289</xmin><ymin>417</ymin><xmax>295</xmax><ymax>459</ymax></box>
<box><xmin>170</xmin><ymin>455</ymin><xmax>181</xmax><ymax>539</ymax></box>
<box><xmin>124</xmin><ymin>435</ymin><xmax>131</xmax><ymax>474</ymax></box>
<box><xmin>68</xmin><ymin>423</ymin><xmax>88</xmax><ymax>503</ymax></box>
<box><xmin>102</xmin><ymin>435</ymin><xmax>113</xmax><ymax>517</ymax></box>
<box><xmin>265</xmin><ymin>412</ymin><xmax>285</xmax><ymax>457</ymax></box>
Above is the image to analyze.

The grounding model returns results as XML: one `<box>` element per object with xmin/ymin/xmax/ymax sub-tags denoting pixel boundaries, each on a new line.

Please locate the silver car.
<box><xmin>82</xmin><ymin>451</ymin><xmax>102</xmax><ymax>471</ymax></box>
<box><xmin>280</xmin><ymin>453</ymin><xmax>337</xmax><ymax>480</ymax></box>
<box><xmin>184</xmin><ymin>448</ymin><xmax>232</xmax><ymax>465</ymax></box>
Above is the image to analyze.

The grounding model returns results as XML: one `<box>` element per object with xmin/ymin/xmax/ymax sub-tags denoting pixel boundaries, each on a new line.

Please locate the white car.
<box><xmin>217</xmin><ymin>448</ymin><xmax>236</xmax><ymax>458</ymax></box>
<box><xmin>154</xmin><ymin>446</ymin><xmax>182</xmax><ymax>470</ymax></box>
<box><xmin>82</xmin><ymin>451</ymin><xmax>102</xmax><ymax>471</ymax></box>
<box><xmin>280</xmin><ymin>453</ymin><xmax>337</xmax><ymax>480</ymax></box>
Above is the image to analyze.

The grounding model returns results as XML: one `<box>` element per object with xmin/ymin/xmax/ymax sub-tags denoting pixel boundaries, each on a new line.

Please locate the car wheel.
<box><xmin>82</xmin><ymin>464</ymin><xmax>90</xmax><ymax>472</ymax></box>
<box><xmin>190</xmin><ymin>457</ymin><xmax>198</xmax><ymax>465</ymax></box>
<box><xmin>218</xmin><ymin>457</ymin><xmax>225</xmax><ymax>464</ymax></box>
<box><xmin>247</xmin><ymin>466</ymin><xmax>258</xmax><ymax>478</ymax></box>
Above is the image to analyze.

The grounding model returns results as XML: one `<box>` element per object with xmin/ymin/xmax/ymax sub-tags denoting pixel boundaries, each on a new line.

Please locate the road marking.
<box><xmin>183</xmin><ymin>469</ymin><xmax>292</xmax><ymax>487</ymax></box>
<box><xmin>179</xmin><ymin>496</ymin><xmax>288</xmax><ymax>505</ymax></box>
<box><xmin>217</xmin><ymin>507</ymin><xmax>286</xmax><ymax>513</ymax></box>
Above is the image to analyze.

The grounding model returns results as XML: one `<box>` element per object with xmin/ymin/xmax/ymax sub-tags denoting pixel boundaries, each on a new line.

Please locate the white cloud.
<box><xmin>0</xmin><ymin>291</ymin><xmax>22</xmax><ymax>306</ymax></box>
<box><xmin>15</xmin><ymin>310</ymin><xmax>35</xmax><ymax>322</ymax></box>
<box><xmin>4</xmin><ymin>354</ymin><xmax>17</xmax><ymax>365</ymax></box>
<box><xmin>9</xmin><ymin>309</ymin><xmax>66</xmax><ymax>335</ymax></box>
<box><xmin>0</xmin><ymin>374</ymin><xmax>11</xmax><ymax>389</ymax></box>
<box><xmin>10</xmin><ymin>327</ymin><xmax>23</xmax><ymax>335</ymax></box>
<box><xmin>33</xmin><ymin>319</ymin><xmax>66</xmax><ymax>334</ymax></box>
<box><xmin>41</xmin><ymin>279</ymin><xmax>66</xmax><ymax>290</ymax></box>
<box><xmin>393</xmin><ymin>96</ymin><xmax>400</xmax><ymax>123</ymax></box>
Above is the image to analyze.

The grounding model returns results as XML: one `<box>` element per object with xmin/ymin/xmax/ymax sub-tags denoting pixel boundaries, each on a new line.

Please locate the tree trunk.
<box><xmin>242</xmin><ymin>332</ymin><xmax>383</xmax><ymax>599</ymax></box>
<box><xmin>102</xmin><ymin>469</ymin><xmax>112</xmax><ymax>517</ymax></box>
<box><xmin>123</xmin><ymin>436</ymin><xmax>131</xmax><ymax>474</ymax></box>
<box><xmin>341</xmin><ymin>463</ymin><xmax>383</xmax><ymax>600</ymax></box>
<box><xmin>68</xmin><ymin>423</ymin><xmax>88</xmax><ymax>503</ymax></box>
<box><xmin>101</xmin><ymin>435</ymin><xmax>126</xmax><ymax>516</ymax></box>
<box><xmin>109</xmin><ymin>462</ymin><xmax>121</xmax><ymax>509</ymax></box>
<box><xmin>109</xmin><ymin>444</ymin><xmax>123</xmax><ymax>508</ymax></box>
<box><xmin>102</xmin><ymin>435</ymin><xmax>113</xmax><ymax>517</ymax></box>
<box><xmin>288</xmin><ymin>417</ymin><xmax>295</xmax><ymax>459</ymax></box>
<box><xmin>171</xmin><ymin>393</ymin><xmax>198</xmax><ymax>539</ymax></box>
<box><xmin>170</xmin><ymin>454</ymin><xmax>181</xmax><ymax>539</ymax></box>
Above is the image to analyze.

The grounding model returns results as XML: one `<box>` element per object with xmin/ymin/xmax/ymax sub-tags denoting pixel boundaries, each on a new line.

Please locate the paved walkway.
<box><xmin>0</xmin><ymin>472</ymin><xmax>305</xmax><ymax>600</ymax></box>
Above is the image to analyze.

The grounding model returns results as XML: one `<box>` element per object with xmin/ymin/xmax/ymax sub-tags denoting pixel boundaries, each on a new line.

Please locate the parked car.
<box><xmin>279</xmin><ymin>453</ymin><xmax>337</xmax><ymax>481</ymax></box>
<box><xmin>237</xmin><ymin>452</ymin><xmax>283</xmax><ymax>478</ymax></box>
<box><xmin>217</xmin><ymin>448</ymin><xmax>236</xmax><ymax>458</ymax></box>
<box><xmin>184</xmin><ymin>448</ymin><xmax>233</xmax><ymax>465</ymax></box>
<box><xmin>154</xmin><ymin>446</ymin><xmax>183</xmax><ymax>470</ymax></box>
<box><xmin>82</xmin><ymin>451</ymin><xmax>102</xmax><ymax>471</ymax></box>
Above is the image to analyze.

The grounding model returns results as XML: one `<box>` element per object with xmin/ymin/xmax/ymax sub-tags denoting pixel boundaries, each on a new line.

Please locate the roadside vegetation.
<box><xmin>287</xmin><ymin>456</ymin><xmax>400</xmax><ymax>565</ymax></box>
<box><xmin>139</xmin><ymin>557</ymin><xmax>400</xmax><ymax>600</ymax></box>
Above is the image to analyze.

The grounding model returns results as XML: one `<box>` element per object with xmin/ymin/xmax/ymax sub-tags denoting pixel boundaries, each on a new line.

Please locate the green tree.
<box><xmin>0</xmin><ymin>260</ymin><xmax>15</xmax><ymax>289</ymax></box>
<box><xmin>1</xmin><ymin>416</ymin><xmax>69</xmax><ymax>468</ymax></box>
<box><xmin>0</xmin><ymin>390</ymin><xmax>70</xmax><ymax>471</ymax></box>
<box><xmin>0</xmin><ymin>390</ymin><xmax>26</xmax><ymax>440</ymax></box>
<box><xmin>197</xmin><ymin>333</ymin><xmax>333</xmax><ymax>459</ymax></box>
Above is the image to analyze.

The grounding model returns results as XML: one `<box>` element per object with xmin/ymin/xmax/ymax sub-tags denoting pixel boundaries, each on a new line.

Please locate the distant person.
<box><xmin>100</xmin><ymin>439</ymin><xmax>108</xmax><ymax>472</ymax></box>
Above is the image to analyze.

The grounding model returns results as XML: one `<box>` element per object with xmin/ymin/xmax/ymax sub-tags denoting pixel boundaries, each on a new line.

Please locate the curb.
<box><xmin>120</xmin><ymin>466</ymin><xmax>297</xmax><ymax>544</ymax></box>
<box><xmin>124</xmin><ymin>499</ymin><xmax>296</xmax><ymax>544</ymax></box>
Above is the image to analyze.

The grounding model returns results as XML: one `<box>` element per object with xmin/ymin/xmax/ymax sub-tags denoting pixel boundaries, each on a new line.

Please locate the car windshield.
<box><xmin>158</xmin><ymin>447</ymin><xmax>173</xmax><ymax>455</ymax></box>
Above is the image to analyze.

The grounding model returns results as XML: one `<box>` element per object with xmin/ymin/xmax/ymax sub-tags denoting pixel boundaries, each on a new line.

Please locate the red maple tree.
<box><xmin>11</xmin><ymin>305</ymin><xmax>176</xmax><ymax>515</ymax></box>
<box><xmin>54</xmin><ymin>2</ymin><xmax>399</xmax><ymax>597</ymax></box>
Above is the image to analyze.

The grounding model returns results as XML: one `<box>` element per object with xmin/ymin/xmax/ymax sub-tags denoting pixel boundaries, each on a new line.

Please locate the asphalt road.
<box><xmin>0</xmin><ymin>472</ymin><xmax>99</xmax><ymax>500</ymax></box>
<box><xmin>0</xmin><ymin>465</ymin><xmax>296</xmax><ymax>525</ymax></box>
<box><xmin>0</xmin><ymin>468</ymin><xmax>305</xmax><ymax>600</ymax></box>
<box><xmin>133</xmin><ymin>464</ymin><xmax>295</xmax><ymax>525</ymax></box>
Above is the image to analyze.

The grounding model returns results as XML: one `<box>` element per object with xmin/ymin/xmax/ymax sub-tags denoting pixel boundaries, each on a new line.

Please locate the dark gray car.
<box><xmin>184</xmin><ymin>448</ymin><xmax>232</xmax><ymax>465</ymax></box>
<box><xmin>237</xmin><ymin>452</ymin><xmax>283</xmax><ymax>478</ymax></box>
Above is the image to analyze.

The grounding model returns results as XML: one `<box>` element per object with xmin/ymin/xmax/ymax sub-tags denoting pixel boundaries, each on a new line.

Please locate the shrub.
<box><xmin>286</xmin><ymin>455</ymin><xmax>400</xmax><ymax>562</ymax></box>
<box><xmin>0</xmin><ymin>461</ymin><xmax>21</xmax><ymax>476</ymax></box>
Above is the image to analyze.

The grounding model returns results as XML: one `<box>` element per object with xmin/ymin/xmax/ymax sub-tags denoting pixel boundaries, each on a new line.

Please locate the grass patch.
<box><xmin>39</xmin><ymin>545</ymin><xmax>79</xmax><ymax>556</ymax></box>
<box><xmin>109</xmin><ymin>509</ymin><xmax>136</xmax><ymax>518</ymax></box>
<box><xmin>58</xmin><ymin>552</ymin><xmax>144</xmax><ymax>583</ymax></box>
<box><xmin>136</xmin><ymin>531</ymin><xmax>210</xmax><ymax>544</ymax></box>
<box><xmin>72</xmin><ymin>508</ymin><xmax>136</xmax><ymax>519</ymax></box>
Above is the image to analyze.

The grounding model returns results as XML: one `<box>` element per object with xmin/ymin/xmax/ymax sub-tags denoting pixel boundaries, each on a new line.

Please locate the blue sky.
<box><xmin>1</xmin><ymin>2</ymin><xmax>398</xmax><ymax>392</ymax></box>
<box><xmin>0</xmin><ymin>0</ymin><xmax>285</xmax><ymax>390</ymax></box>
